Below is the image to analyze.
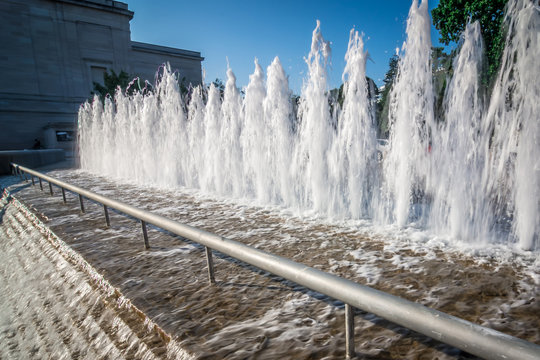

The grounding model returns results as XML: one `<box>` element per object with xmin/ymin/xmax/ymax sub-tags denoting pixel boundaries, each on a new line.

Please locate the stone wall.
<box><xmin>0</xmin><ymin>0</ymin><xmax>203</xmax><ymax>151</ymax></box>
<box><xmin>131</xmin><ymin>41</ymin><xmax>204</xmax><ymax>88</ymax></box>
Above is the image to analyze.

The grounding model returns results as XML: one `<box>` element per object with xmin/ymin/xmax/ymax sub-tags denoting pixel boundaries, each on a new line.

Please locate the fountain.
<box><xmin>379</xmin><ymin>0</ymin><xmax>435</xmax><ymax>228</ymax></box>
<box><xmin>483</xmin><ymin>0</ymin><xmax>540</xmax><ymax>251</ymax></box>
<box><xmin>78</xmin><ymin>0</ymin><xmax>539</xmax><ymax>251</ymax></box>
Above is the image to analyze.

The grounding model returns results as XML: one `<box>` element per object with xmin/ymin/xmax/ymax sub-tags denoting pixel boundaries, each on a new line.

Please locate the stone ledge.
<box><xmin>0</xmin><ymin>149</ymin><xmax>65</xmax><ymax>175</ymax></box>
<box><xmin>132</xmin><ymin>41</ymin><xmax>205</xmax><ymax>61</ymax></box>
<box><xmin>55</xmin><ymin>0</ymin><xmax>134</xmax><ymax>19</ymax></box>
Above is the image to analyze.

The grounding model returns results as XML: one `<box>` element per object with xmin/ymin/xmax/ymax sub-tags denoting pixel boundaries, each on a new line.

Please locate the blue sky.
<box><xmin>126</xmin><ymin>0</ymin><xmax>450</xmax><ymax>94</ymax></box>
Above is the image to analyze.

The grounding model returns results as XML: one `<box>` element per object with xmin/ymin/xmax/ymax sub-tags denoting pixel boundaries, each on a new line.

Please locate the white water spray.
<box><xmin>483</xmin><ymin>0</ymin><xmax>540</xmax><ymax>250</ymax></box>
<box><xmin>429</xmin><ymin>21</ymin><xmax>488</xmax><ymax>242</ymax></box>
<box><xmin>381</xmin><ymin>0</ymin><xmax>434</xmax><ymax>227</ymax></box>
<box><xmin>329</xmin><ymin>29</ymin><xmax>378</xmax><ymax>219</ymax></box>
<box><xmin>79</xmin><ymin>0</ymin><xmax>539</xmax><ymax>251</ymax></box>
<box><xmin>292</xmin><ymin>20</ymin><xmax>334</xmax><ymax>214</ymax></box>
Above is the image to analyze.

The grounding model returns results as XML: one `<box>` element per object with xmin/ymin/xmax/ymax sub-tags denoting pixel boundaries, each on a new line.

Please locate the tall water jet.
<box><xmin>292</xmin><ymin>20</ymin><xmax>334</xmax><ymax>214</ymax></box>
<box><xmin>428</xmin><ymin>21</ymin><xmax>488</xmax><ymax>242</ymax></box>
<box><xmin>483</xmin><ymin>0</ymin><xmax>539</xmax><ymax>250</ymax></box>
<box><xmin>219</xmin><ymin>68</ymin><xmax>244</xmax><ymax>197</ymax></box>
<box><xmin>381</xmin><ymin>0</ymin><xmax>435</xmax><ymax>226</ymax></box>
<box><xmin>112</xmin><ymin>89</ymin><xmax>133</xmax><ymax>180</ymax></box>
<box><xmin>157</xmin><ymin>65</ymin><xmax>187</xmax><ymax>186</ymax></box>
<box><xmin>263</xmin><ymin>57</ymin><xmax>294</xmax><ymax>205</ymax></box>
<box><xmin>185</xmin><ymin>85</ymin><xmax>206</xmax><ymax>189</ymax></box>
<box><xmin>78</xmin><ymin>96</ymin><xmax>100</xmax><ymax>172</ymax></box>
<box><xmin>329</xmin><ymin>29</ymin><xmax>378</xmax><ymax>218</ymax></box>
<box><xmin>242</xmin><ymin>59</ymin><xmax>268</xmax><ymax>201</ymax></box>
<box><xmin>200</xmin><ymin>83</ymin><xmax>222</xmax><ymax>194</ymax></box>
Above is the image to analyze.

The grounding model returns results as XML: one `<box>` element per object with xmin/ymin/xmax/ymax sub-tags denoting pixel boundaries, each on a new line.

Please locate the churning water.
<box><xmin>0</xmin><ymin>190</ymin><xmax>191</xmax><ymax>359</ymax></box>
<box><xmin>3</xmin><ymin>169</ymin><xmax>539</xmax><ymax>358</ymax></box>
<box><xmin>78</xmin><ymin>0</ymin><xmax>539</xmax><ymax>251</ymax></box>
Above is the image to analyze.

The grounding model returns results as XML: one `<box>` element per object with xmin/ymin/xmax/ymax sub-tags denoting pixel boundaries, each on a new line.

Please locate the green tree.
<box><xmin>211</xmin><ymin>78</ymin><xmax>226</xmax><ymax>99</ymax></box>
<box><xmin>432</xmin><ymin>46</ymin><xmax>455</xmax><ymax>121</ymax></box>
<box><xmin>92</xmin><ymin>69</ymin><xmax>134</xmax><ymax>101</ymax></box>
<box><xmin>377</xmin><ymin>54</ymin><xmax>399</xmax><ymax>137</ymax></box>
<box><xmin>431</xmin><ymin>0</ymin><xmax>507</xmax><ymax>80</ymax></box>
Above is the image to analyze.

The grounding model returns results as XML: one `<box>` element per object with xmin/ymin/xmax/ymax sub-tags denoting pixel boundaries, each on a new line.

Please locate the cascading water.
<box><xmin>292</xmin><ymin>20</ymin><xmax>334</xmax><ymax>214</ymax></box>
<box><xmin>380</xmin><ymin>0</ymin><xmax>435</xmax><ymax>227</ymax></box>
<box><xmin>241</xmin><ymin>59</ymin><xmax>268</xmax><ymax>201</ymax></box>
<box><xmin>79</xmin><ymin>0</ymin><xmax>539</xmax><ymax>251</ymax></box>
<box><xmin>428</xmin><ymin>21</ymin><xmax>489</xmax><ymax>242</ymax></box>
<box><xmin>220</xmin><ymin>67</ymin><xmax>244</xmax><ymax>197</ymax></box>
<box><xmin>328</xmin><ymin>28</ymin><xmax>378</xmax><ymax>219</ymax></box>
<box><xmin>263</xmin><ymin>57</ymin><xmax>295</xmax><ymax>205</ymax></box>
<box><xmin>200</xmin><ymin>82</ymin><xmax>222</xmax><ymax>193</ymax></box>
<box><xmin>482</xmin><ymin>0</ymin><xmax>540</xmax><ymax>250</ymax></box>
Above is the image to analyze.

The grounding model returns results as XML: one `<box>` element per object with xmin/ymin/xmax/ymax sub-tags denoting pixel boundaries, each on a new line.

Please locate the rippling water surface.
<box><xmin>0</xmin><ymin>187</ymin><xmax>190</xmax><ymax>359</ymax></box>
<box><xmin>3</xmin><ymin>169</ymin><xmax>539</xmax><ymax>359</ymax></box>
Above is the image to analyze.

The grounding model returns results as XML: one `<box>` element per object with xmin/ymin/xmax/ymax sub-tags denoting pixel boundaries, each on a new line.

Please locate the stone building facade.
<box><xmin>0</xmin><ymin>0</ymin><xmax>203</xmax><ymax>151</ymax></box>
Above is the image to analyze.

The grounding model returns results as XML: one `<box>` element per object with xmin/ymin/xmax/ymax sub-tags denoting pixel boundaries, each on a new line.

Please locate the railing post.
<box><xmin>39</xmin><ymin>177</ymin><xmax>43</xmax><ymax>191</ymax></box>
<box><xmin>61</xmin><ymin>188</ymin><xmax>66</xmax><ymax>203</ymax></box>
<box><xmin>345</xmin><ymin>304</ymin><xmax>355</xmax><ymax>359</ymax></box>
<box><xmin>103</xmin><ymin>205</ymin><xmax>110</xmax><ymax>227</ymax></box>
<box><xmin>79</xmin><ymin>194</ymin><xmax>85</xmax><ymax>213</ymax></box>
<box><xmin>17</xmin><ymin>167</ymin><xmax>22</xmax><ymax>181</ymax></box>
<box><xmin>31</xmin><ymin>175</ymin><xmax>35</xmax><ymax>186</ymax></box>
<box><xmin>49</xmin><ymin>182</ymin><xmax>54</xmax><ymax>196</ymax></box>
<box><xmin>141</xmin><ymin>220</ymin><xmax>150</xmax><ymax>249</ymax></box>
<box><xmin>205</xmin><ymin>246</ymin><xmax>216</xmax><ymax>284</ymax></box>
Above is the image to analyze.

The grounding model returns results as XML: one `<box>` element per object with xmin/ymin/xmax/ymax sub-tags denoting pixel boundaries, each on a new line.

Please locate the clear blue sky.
<box><xmin>126</xmin><ymin>0</ymin><xmax>449</xmax><ymax>94</ymax></box>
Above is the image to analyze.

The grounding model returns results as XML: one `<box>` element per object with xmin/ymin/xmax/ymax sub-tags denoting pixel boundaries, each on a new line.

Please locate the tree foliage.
<box><xmin>92</xmin><ymin>69</ymin><xmax>134</xmax><ymax>101</ymax></box>
<box><xmin>376</xmin><ymin>54</ymin><xmax>399</xmax><ymax>137</ymax></box>
<box><xmin>210</xmin><ymin>78</ymin><xmax>226</xmax><ymax>99</ymax></box>
<box><xmin>432</xmin><ymin>46</ymin><xmax>455</xmax><ymax>121</ymax></box>
<box><xmin>431</xmin><ymin>0</ymin><xmax>507</xmax><ymax>80</ymax></box>
<box><xmin>380</xmin><ymin>54</ymin><xmax>399</xmax><ymax>107</ymax></box>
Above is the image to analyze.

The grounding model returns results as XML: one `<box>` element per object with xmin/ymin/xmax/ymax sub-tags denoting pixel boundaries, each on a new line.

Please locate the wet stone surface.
<box><xmin>2</xmin><ymin>170</ymin><xmax>539</xmax><ymax>359</ymax></box>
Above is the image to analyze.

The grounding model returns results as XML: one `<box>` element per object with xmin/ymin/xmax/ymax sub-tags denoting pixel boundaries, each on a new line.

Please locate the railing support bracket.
<box><xmin>205</xmin><ymin>246</ymin><xmax>216</xmax><ymax>284</ymax></box>
<box><xmin>345</xmin><ymin>304</ymin><xmax>355</xmax><ymax>359</ymax></box>
<box><xmin>79</xmin><ymin>194</ymin><xmax>85</xmax><ymax>213</ymax></box>
<box><xmin>104</xmin><ymin>205</ymin><xmax>110</xmax><ymax>227</ymax></box>
<box><xmin>141</xmin><ymin>220</ymin><xmax>150</xmax><ymax>249</ymax></box>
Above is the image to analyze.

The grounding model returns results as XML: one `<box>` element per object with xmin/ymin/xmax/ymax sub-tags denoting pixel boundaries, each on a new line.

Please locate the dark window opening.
<box><xmin>56</xmin><ymin>131</ymin><xmax>75</xmax><ymax>142</ymax></box>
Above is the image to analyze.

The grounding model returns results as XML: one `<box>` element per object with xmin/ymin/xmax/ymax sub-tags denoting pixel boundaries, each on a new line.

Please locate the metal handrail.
<box><xmin>10</xmin><ymin>163</ymin><xmax>540</xmax><ymax>360</ymax></box>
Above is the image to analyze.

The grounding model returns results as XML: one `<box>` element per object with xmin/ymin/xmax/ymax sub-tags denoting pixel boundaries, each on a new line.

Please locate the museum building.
<box><xmin>0</xmin><ymin>0</ymin><xmax>204</xmax><ymax>151</ymax></box>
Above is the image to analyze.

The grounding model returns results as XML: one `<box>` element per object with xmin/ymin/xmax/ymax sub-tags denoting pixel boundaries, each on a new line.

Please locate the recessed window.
<box><xmin>56</xmin><ymin>131</ymin><xmax>75</xmax><ymax>142</ymax></box>
<box><xmin>91</xmin><ymin>66</ymin><xmax>107</xmax><ymax>86</ymax></box>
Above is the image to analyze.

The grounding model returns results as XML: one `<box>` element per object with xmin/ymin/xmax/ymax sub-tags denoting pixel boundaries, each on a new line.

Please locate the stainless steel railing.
<box><xmin>10</xmin><ymin>163</ymin><xmax>540</xmax><ymax>360</ymax></box>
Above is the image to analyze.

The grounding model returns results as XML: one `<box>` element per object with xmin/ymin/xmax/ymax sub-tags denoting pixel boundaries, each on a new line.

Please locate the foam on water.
<box><xmin>4</xmin><ymin>170</ymin><xmax>538</xmax><ymax>358</ymax></box>
<box><xmin>0</xmin><ymin>190</ymin><xmax>191</xmax><ymax>359</ymax></box>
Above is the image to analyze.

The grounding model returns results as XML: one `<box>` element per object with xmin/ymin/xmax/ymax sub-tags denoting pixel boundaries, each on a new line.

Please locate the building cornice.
<box><xmin>54</xmin><ymin>0</ymin><xmax>134</xmax><ymax>19</ymax></box>
<box><xmin>131</xmin><ymin>41</ymin><xmax>204</xmax><ymax>61</ymax></box>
